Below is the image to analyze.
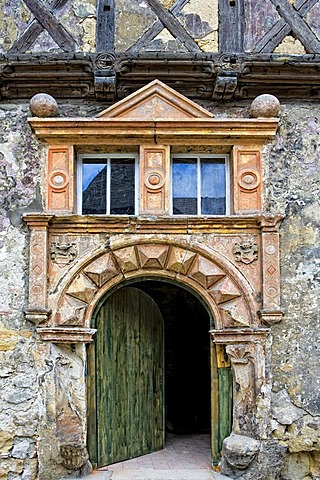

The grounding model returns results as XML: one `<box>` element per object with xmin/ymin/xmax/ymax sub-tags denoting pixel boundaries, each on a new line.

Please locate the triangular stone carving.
<box><xmin>97</xmin><ymin>79</ymin><xmax>213</xmax><ymax>120</ymax></box>
<box><xmin>166</xmin><ymin>247</ymin><xmax>196</xmax><ymax>275</ymax></box>
<box><xmin>189</xmin><ymin>257</ymin><xmax>226</xmax><ymax>289</ymax></box>
<box><xmin>137</xmin><ymin>244</ymin><xmax>169</xmax><ymax>269</ymax></box>
<box><xmin>66</xmin><ymin>273</ymin><xmax>97</xmax><ymax>303</ymax></box>
<box><xmin>84</xmin><ymin>253</ymin><xmax>120</xmax><ymax>287</ymax></box>
<box><xmin>57</xmin><ymin>295</ymin><xmax>88</xmax><ymax>326</ymax></box>
<box><xmin>113</xmin><ymin>246</ymin><xmax>140</xmax><ymax>273</ymax></box>
<box><xmin>209</xmin><ymin>277</ymin><xmax>242</xmax><ymax>304</ymax></box>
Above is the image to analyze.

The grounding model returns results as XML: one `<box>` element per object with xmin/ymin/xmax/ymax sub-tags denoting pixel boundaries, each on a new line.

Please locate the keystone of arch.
<box><xmin>54</xmin><ymin>241</ymin><xmax>258</xmax><ymax>331</ymax></box>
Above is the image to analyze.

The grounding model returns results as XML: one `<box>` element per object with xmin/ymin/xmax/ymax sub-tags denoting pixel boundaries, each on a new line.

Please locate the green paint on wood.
<box><xmin>218</xmin><ymin>367</ymin><xmax>233</xmax><ymax>453</ymax></box>
<box><xmin>88</xmin><ymin>287</ymin><xmax>164</xmax><ymax>467</ymax></box>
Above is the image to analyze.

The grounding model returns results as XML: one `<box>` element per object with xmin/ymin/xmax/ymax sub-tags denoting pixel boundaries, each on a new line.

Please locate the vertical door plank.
<box><xmin>95</xmin><ymin>287</ymin><xmax>164</xmax><ymax>466</ymax></box>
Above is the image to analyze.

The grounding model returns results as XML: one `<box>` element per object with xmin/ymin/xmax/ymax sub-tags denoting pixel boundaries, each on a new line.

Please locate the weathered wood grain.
<box><xmin>96</xmin><ymin>0</ymin><xmax>115</xmax><ymax>52</ymax></box>
<box><xmin>128</xmin><ymin>0</ymin><xmax>190</xmax><ymax>52</ymax></box>
<box><xmin>219</xmin><ymin>0</ymin><xmax>244</xmax><ymax>52</ymax></box>
<box><xmin>218</xmin><ymin>367</ymin><xmax>233</xmax><ymax>452</ymax></box>
<box><xmin>145</xmin><ymin>0</ymin><xmax>200</xmax><ymax>52</ymax></box>
<box><xmin>295</xmin><ymin>0</ymin><xmax>319</xmax><ymax>16</ymax></box>
<box><xmin>254</xmin><ymin>0</ymin><xmax>320</xmax><ymax>53</ymax></box>
<box><xmin>9</xmin><ymin>0</ymin><xmax>69</xmax><ymax>53</ymax></box>
<box><xmin>22</xmin><ymin>0</ymin><xmax>76</xmax><ymax>52</ymax></box>
<box><xmin>94</xmin><ymin>287</ymin><xmax>164</xmax><ymax>466</ymax></box>
<box><xmin>269</xmin><ymin>0</ymin><xmax>320</xmax><ymax>53</ymax></box>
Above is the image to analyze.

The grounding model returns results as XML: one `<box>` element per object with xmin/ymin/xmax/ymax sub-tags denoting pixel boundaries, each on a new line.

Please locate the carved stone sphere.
<box><xmin>29</xmin><ymin>93</ymin><xmax>59</xmax><ymax>117</ymax></box>
<box><xmin>250</xmin><ymin>94</ymin><xmax>280</xmax><ymax>118</ymax></box>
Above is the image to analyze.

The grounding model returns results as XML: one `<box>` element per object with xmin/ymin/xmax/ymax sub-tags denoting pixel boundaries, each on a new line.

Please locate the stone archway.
<box><xmin>54</xmin><ymin>240</ymin><xmax>258</xmax><ymax>332</ymax></box>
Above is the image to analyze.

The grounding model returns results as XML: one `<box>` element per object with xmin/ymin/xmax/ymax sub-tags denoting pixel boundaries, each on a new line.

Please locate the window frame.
<box><xmin>77</xmin><ymin>153</ymin><xmax>139</xmax><ymax>215</ymax></box>
<box><xmin>170</xmin><ymin>154</ymin><xmax>230</xmax><ymax>216</ymax></box>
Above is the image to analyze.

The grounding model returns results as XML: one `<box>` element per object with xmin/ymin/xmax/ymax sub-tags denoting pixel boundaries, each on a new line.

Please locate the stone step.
<box><xmin>108</xmin><ymin>469</ymin><xmax>233</xmax><ymax>480</ymax></box>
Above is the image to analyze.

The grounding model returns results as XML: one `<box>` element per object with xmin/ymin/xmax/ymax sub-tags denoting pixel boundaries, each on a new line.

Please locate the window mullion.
<box><xmin>197</xmin><ymin>156</ymin><xmax>201</xmax><ymax>215</ymax></box>
<box><xmin>106</xmin><ymin>157</ymin><xmax>111</xmax><ymax>214</ymax></box>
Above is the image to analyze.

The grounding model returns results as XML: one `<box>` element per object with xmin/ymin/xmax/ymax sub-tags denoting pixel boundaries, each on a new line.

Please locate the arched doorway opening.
<box><xmin>87</xmin><ymin>277</ymin><xmax>232</xmax><ymax>469</ymax></box>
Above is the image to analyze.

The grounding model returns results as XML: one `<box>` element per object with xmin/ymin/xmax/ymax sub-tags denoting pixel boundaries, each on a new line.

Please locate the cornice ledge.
<box><xmin>210</xmin><ymin>328</ymin><xmax>271</xmax><ymax>344</ymax></box>
<box><xmin>258</xmin><ymin>213</ymin><xmax>285</xmax><ymax>231</ymax></box>
<box><xmin>22</xmin><ymin>213</ymin><xmax>55</xmax><ymax>228</ymax></box>
<box><xmin>36</xmin><ymin>326</ymin><xmax>97</xmax><ymax>343</ymax></box>
<box><xmin>41</xmin><ymin>214</ymin><xmax>282</xmax><ymax>234</ymax></box>
<box><xmin>27</xmin><ymin>117</ymin><xmax>279</xmax><ymax>144</ymax></box>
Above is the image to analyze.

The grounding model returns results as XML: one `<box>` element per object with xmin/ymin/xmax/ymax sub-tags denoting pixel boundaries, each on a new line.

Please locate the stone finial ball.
<box><xmin>29</xmin><ymin>93</ymin><xmax>59</xmax><ymax>117</ymax></box>
<box><xmin>250</xmin><ymin>94</ymin><xmax>280</xmax><ymax>118</ymax></box>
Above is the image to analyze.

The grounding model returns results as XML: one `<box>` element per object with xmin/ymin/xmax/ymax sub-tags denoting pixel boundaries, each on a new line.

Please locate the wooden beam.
<box><xmin>9</xmin><ymin>0</ymin><xmax>69</xmax><ymax>54</ymax></box>
<box><xmin>22</xmin><ymin>0</ymin><xmax>76</xmax><ymax>52</ymax></box>
<box><xmin>144</xmin><ymin>0</ymin><xmax>201</xmax><ymax>52</ymax></box>
<box><xmin>219</xmin><ymin>0</ymin><xmax>244</xmax><ymax>53</ymax></box>
<box><xmin>294</xmin><ymin>0</ymin><xmax>319</xmax><ymax>17</ymax></box>
<box><xmin>253</xmin><ymin>19</ymin><xmax>290</xmax><ymax>53</ymax></box>
<box><xmin>96</xmin><ymin>0</ymin><xmax>115</xmax><ymax>52</ymax></box>
<box><xmin>127</xmin><ymin>0</ymin><xmax>190</xmax><ymax>53</ymax></box>
<box><xmin>253</xmin><ymin>0</ymin><xmax>319</xmax><ymax>53</ymax></box>
<box><xmin>269</xmin><ymin>0</ymin><xmax>320</xmax><ymax>53</ymax></box>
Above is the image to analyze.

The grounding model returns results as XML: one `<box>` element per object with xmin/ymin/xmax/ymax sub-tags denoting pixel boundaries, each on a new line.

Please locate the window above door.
<box><xmin>28</xmin><ymin>79</ymin><xmax>279</xmax><ymax>217</ymax></box>
<box><xmin>77</xmin><ymin>153</ymin><xmax>230</xmax><ymax>217</ymax></box>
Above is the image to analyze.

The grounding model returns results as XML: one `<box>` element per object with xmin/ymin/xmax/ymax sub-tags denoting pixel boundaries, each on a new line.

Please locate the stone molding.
<box><xmin>36</xmin><ymin>326</ymin><xmax>96</xmax><ymax>343</ymax></box>
<box><xmin>54</xmin><ymin>241</ymin><xmax>257</xmax><ymax>331</ymax></box>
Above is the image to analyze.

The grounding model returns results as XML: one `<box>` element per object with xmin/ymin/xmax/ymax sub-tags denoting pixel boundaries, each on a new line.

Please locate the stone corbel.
<box><xmin>36</xmin><ymin>327</ymin><xmax>96</xmax><ymax>343</ymax></box>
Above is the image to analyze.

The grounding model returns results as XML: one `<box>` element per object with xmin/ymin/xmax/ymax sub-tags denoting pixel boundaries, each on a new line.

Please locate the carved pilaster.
<box><xmin>139</xmin><ymin>145</ymin><xmax>170</xmax><ymax>215</ymax></box>
<box><xmin>232</xmin><ymin>146</ymin><xmax>262</xmax><ymax>214</ymax></box>
<box><xmin>47</xmin><ymin>146</ymin><xmax>74</xmax><ymax>213</ymax></box>
<box><xmin>260</xmin><ymin>215</ymin><xmax>284</xmax><ymax>325</ymax></box>
<box><xmin>23</xmin><ymin>216</ymin><xmax>53</xmax><ymax>320</ymax></box>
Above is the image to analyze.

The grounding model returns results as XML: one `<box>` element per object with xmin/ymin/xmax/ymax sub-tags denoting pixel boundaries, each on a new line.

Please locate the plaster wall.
<box><xmin>0</xmin><ymin>100</ymin><xmax>319</xmax><ymax>479</ymax></box>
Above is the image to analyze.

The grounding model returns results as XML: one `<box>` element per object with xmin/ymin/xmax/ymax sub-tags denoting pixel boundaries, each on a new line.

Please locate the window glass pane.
<box><xmin>172</xmin><ymin>158</ymin><xmax>197</xmax><ymax>215</ymax></box>
<box><xmin>201</xmin><ymin>158</ymin><xmax>226</xmax><ymax>215</ymax></box>
<box><xmin>82</xmin><ymin>161</ymin><xmax>107</xmax><ymax>214</ymax></box>
<box><xmin>110</xmin><ymin>158</ymin><xmax>135</xmax><ymax>215</ymax></box>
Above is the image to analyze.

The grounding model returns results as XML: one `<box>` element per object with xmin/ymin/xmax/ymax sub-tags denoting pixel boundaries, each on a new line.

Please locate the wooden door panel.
<box><xmin>95</xmin><ymin>287</ymin><xmax>164</xmax><ymax>467</ymax></box>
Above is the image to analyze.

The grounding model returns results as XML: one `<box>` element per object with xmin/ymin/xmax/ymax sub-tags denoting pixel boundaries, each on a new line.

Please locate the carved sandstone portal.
<box><xmin>51</xmin><ymin>241</ymin><xmax>256</xmax><ymax>334</ymax></box>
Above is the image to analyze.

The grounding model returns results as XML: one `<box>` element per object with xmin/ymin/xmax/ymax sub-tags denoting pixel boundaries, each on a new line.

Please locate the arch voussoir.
<box><xmin>56</xmin><ymin>241</ymin><xmax>255</xmax><ymax>330</ymax></box>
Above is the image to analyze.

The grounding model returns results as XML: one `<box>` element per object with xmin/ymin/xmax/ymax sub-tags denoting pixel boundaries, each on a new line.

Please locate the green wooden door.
<box><xmin>94</xmin><ymin>287</ymin><xmax>164</xmax><ymax>467</ymax></box>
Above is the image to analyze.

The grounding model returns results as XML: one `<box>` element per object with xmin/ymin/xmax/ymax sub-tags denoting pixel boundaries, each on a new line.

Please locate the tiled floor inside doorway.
<box><xmin>99</xmin><ymin>433</ymin><xmax>212</xmax><ymax>471</ymax></box>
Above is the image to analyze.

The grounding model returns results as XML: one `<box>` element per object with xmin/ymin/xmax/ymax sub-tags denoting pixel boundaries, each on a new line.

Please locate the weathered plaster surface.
<box><xmin>0</xmin><ymin>0</ymin><xmax>97</xmax><ymax>53</ymax></box>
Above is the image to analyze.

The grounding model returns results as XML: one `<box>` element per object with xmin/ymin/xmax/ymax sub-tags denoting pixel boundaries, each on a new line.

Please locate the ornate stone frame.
<box><xmin>25</xmin><ymin>80</ymin><xmax>283</xmax><ymax>475</ymax></box>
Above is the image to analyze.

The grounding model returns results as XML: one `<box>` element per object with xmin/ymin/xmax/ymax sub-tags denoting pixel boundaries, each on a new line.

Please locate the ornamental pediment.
<box><xmin>97</xmin><ymin>79</ymin><xmax>213</xmax><ymax>120</ymax></box>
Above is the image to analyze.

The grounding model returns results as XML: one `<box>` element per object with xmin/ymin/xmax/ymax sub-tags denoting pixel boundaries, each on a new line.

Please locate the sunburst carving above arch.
<box><xmin>54</xmin><ymin>241</ymin><xmax>258</xmax><ymax>330</ymax></box>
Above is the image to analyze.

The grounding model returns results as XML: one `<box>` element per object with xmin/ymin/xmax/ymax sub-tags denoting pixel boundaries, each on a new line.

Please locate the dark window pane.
<box><xmin>172</xmin><ymin>158</ymin><xmax>197</xmax><ymax>215</ymax></box>
<box><xmin>82</xmin><ymin>161</ymin><xmax>107</xmax><ymax>214</ymax></box>
<box><xmin>201</xmin><ymin>158</ymin><xmax>226</xmax><ymax>215</ymax></box>
<box><xmin>110</xmin><ymin>158</ymin><xmax>135</xmax><ymax>215</ymax></box>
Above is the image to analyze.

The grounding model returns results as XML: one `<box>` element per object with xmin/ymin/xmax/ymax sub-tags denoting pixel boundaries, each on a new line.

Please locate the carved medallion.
<box><xmin>233</xmin><ymin>239</ymin><xmax>258</xmax><ymax>264</ymax></box>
